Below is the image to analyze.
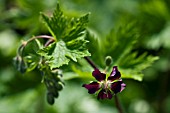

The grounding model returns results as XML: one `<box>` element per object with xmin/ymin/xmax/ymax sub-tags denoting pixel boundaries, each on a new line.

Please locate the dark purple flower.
<box><xmin>82</xmin><ymin>66</ymin><xmax>126</xmax><ymax>100</ymax></box>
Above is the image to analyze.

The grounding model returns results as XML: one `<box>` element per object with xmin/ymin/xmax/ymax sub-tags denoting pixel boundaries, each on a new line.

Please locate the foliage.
<box><xmin>12</xmin><ymin>3</ymin><xmax>92</xmax><ymax>105</ymax></box>
<box><xmin>11</xmin><ymin>3</ymin><xmax>160</xmax><ymax>105</ymax></box>
<box><xmin>1</xmin><ymin>0</ymin><xmax>170</xmax><ymax>113</ymax></box>
<box><xmin>71</xmin><ymin>21</ymin><xmax>158</xmax><ymax>81</ymax></box>
<box><xmin>39</xmin><ymin>4</ymin><xmax>91</xmax><ymax>69</ymax></box>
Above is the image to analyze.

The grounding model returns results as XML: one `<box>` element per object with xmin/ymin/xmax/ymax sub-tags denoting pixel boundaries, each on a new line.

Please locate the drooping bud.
<box><xmin>20</xmin><ymin>59</ymin><xmax>27</xmax><ymax>73</ymax></box>
<box><xmin>52</xmin><ymin>90</ymin><xmax>59</xmax><ymax>98</ymax></box>
<box><xmin>54</xmin><ymin>82</ymin><xmax>63</xmax><ymax>91</ymax></box>
<box><xmin>105</xmin><ymin>56</ymin><xmax>113</xmax><ymax>66</ymax></box>
<box><xmin>13</xmin><ymin>56</ymin><xmax>27</xmax><ymax>74</ymax></box>
<box><xmin>47</xmin><ymin>92</ymin><xmax>55</xmax><ymax>105</ymax></box>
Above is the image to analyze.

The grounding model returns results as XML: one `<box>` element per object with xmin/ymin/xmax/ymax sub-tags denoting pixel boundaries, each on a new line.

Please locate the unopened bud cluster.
<box><xmin>44</xmin><ymin>69</ymin><xmax>64</xmax><ymax>105</ymax></box>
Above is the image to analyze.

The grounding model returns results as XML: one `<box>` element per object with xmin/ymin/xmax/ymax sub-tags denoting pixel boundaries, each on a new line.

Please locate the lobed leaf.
<box><xmin>41</xmin><ymin>3</ymin><xmax>89</xmax><ymax>41</ymax></box>
<box><xmin>38</xmin><ymin>41</ymin><xmax>90</xmax><ymax>69</ymax></box>
<box><xmin>39</xmin><ymin>4</ymin><xmax>91</xmax><ymax>69</ymax></box>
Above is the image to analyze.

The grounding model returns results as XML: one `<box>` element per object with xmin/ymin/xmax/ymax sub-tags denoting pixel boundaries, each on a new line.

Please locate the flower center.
<box><xmin>100</xmin><ymin>80</ymin><xmax>112</xmax><ymax>90</ymax></box>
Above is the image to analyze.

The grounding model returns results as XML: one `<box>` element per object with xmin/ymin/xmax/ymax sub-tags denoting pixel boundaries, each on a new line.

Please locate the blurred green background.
<box><xmin>0</xmin><ymin>0</ymin><xmax>170</xmax><ymax>113</ymax></box>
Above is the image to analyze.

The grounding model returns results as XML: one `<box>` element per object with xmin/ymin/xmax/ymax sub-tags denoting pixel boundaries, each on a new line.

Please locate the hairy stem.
<box><xmin>84</xmin><ymin>56</ymin><xmax>97</xmax><ymax>69</ymax></box>
<box><xmin>17</xmin><ymin>35</ymin><xmax>55</xmax><ymax>56</ymax></box>
<box><xmin>114</xmin><ymin>95</ymin><xmax>123</xmax><ymax>113</ymax></box>
<box><xmin>27</xmin><ymin>35</ymin><xmax>54</xmax><ymax>43</ymax></box>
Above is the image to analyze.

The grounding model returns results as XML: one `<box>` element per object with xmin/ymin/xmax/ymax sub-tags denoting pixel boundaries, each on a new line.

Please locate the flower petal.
<box><xmin>108</xmin><ymin>66</ymin><xmax>121</xmax><ymax>81</ymax></box>
<box><xmin>110</xmin><ymin>81</ymin><xmax>126</xmax><ymax>94</ymax></box>
<box><xmin>97</xmin><ymin>89</ymin><xmax>113</xmax><ymax>100</ymax></box>
<box><xmin>92</xmin><ymin>69</ymin><xmax>106</xmax><ymax>81</ymax></box>
<box><xmin>82</xmin><ymin>82</ymin><xmax>100</xmax><ymax>94</ymax></box>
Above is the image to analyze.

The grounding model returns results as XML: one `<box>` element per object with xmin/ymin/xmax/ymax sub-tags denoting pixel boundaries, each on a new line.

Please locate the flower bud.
<box><xmin>13</xmin><ymin>56</ymin><xmax>27</xmax><ymax>74</ymax></box>
<box><xmin>47</xmin><ymin>92</ymin><xmax>55</xmax><ymax>105</ymax></box>
<box><xmin>105</xmin><ymin>56</ymin><xmax>113</xmax><ymax>66</ymax></box>
<box><xmin>20</xmin><ymin>59</ymin><xmax>27</xmax><ymax>74</ymax></box>
<box><xmin>53</xmin><ymin>90</ymin><xmax>59</xmax><ymax>98</ymax></box>
<box><xmin>55</xmin><ymin>82</ymin><xmax>63</xmax><ymax>91</ymax></box>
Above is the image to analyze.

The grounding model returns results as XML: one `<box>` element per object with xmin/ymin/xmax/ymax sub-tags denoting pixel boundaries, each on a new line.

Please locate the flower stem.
<box><xmin>84</xmin><ymin>56</ymin><xmax>97</xmax><ymax>69</ymax></box>
<box><xmin>17</xmin><ymin>35</ymin><xmax>55</xmax><ymax>56</ymax></box>
<box><xmin>114</xmin><ymin>95</ymin><xmax>123</xmax><ymax>113</ymax></box>
<box><xmin>27</xmin><ymin>35</ymin><xmax>54</xmax><ymax>43</ymax></box>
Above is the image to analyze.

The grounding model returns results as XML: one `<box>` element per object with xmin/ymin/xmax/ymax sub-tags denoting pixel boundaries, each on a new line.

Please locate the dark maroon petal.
<box><xmin>110</xmin><ymin>81</ymin><xmax>126</xmax><ymax>94</ymax></box>
<box><xmin>92</xmin><ymin>69</ymin><xmax>106</xmax><ymax>81</ymax></box>
<box><xmin>97</xmin><ymin>89</ymin><xmax>113</xmax><ymax>100</ymax></box>
<box><xmin>107</xmin><ymin>90</ymin><xmax>113</xmax><ymax>99</ymax></box>
<box><xmin>97</xmin><ymin>90</ymin><xmax>106</xmax><ymax>100</ymax></box>
<box><xmin>82</xmin><ymin>82</ymin><xmax>100</xmax><ymax>94</ymax></box>
<box><xmin>108</xmin><ymin>66</ymin><xmax>121</xmax><ymax>81</ymax></box>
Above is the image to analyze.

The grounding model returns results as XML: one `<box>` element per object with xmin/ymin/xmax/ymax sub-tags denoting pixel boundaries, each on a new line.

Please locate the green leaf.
<box><xmin>99</xmin><ymin>21</ymin><xmax>159</xmax><ymax>81</ymax></box>
<box><xmin>38</xmin><ymin>41</ymin><xmax>90</xmax><ymax>69</ymax></box>
<box><xmin>39</xmin><ymin>3</ymin><xmax>91</xmax><ymax>69</ymax></box>
<box><xmin>38</xmin><ymin>4</ymin><xmax>90</xmax><ymax>69</ymax></box>
<box><xmin>120</xmin><ymin>69</ymin><xmax>144</xmax><ymax>81</ymax></box>
<box><xmin>41</xmin><ymin>3</ymin><xmax>89</xmax><ymax>41</ymax></box>
<box><xmin>101</xmin><ymin>22</ymin><xmax>138</xmax><ymax>64</ymax></box>
<box><xmin>120</xmin><ymin>54</ymin><xmax>159</xmax><ymax>81</ymax></box>
<box><xmin>41</xmin><ymin>3</ymin><xmax>66</xmax><ymax>39</ymax></box>
<box><xmin>66</xmin><ymin>37</ymin><xmax>89</xmax><ymax>50</ymax></box>
<box><xmin>115</xmin><ymin>52</ymin><xmax>159</xmax><ymax>81</ymax></box>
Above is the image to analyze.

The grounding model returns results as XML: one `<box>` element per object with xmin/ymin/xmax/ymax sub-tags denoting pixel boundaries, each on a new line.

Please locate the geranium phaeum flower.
<box><xmin>82</xmin><ymin>66</ymin><xmax>126</xmax><ymax>99</ymax></box>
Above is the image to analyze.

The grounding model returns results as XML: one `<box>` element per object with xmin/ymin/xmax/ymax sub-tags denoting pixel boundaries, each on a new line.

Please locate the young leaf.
<box><xmin>118</xmin><ymin>54</ymin><xmax>159</xmax><ymax>81</ymax></box>
<box><xmin>39</xmin><ymin>3</ymin><xmax>91</xmax><ymax>69</ymax></box>
<box><xmin>41</xmin><ymin>3</ymin><xmax>89</xmax><ymax>41</ymax></box>
<box><xmin>38</xmin><ymin>41</ymin><xmax>90</xmax><ymax>69</ymax></box>
<box><xmin>41</xmin><ymin>4</ymin><xmax>66</xmax><ymax>39</ymax></box>
<box><xmin>101</xmin><ymin>22</ymin><xmax>138</xmax><ymax>64</ymax></box>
